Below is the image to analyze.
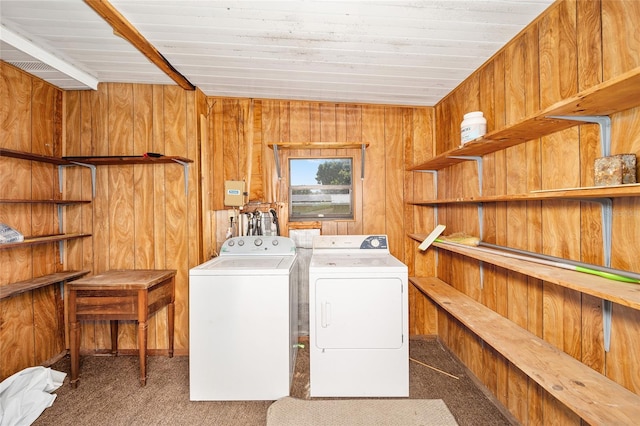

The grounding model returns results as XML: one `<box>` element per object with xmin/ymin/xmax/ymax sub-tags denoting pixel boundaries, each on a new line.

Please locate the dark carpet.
<box><xmin>33</xmin><ymin>337</ymin><xmax>517</xmax><ymax>425</ymax></box>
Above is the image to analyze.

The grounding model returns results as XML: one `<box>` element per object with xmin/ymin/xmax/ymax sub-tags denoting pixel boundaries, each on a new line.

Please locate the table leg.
<box><xmin>70</xmin><ymin>320</ymin><xmax>80</xmax><ymax>388</ymax></box>
<box><xmin>138</xmin><ymin>320</ymin><xmax>148</xmax><ymax>385</ymax></box>
<box><xmin>138</xmin><ymin>289</ymin><xmax>149</xmax><ymax>386</ymax></box>
<box><xmin>110</xmin><ymin>320</ymin><xmax>118</xmax><ymax>355</ymax></box>
<box><xmin>69</xmin><ymin>290</ymin><xmax>80</xmax><ymax>388</ymax></box>
<box><xmin>168</xmin><ymin>277</ymin><xmax>175</xmax><ymax>358</ymax></box>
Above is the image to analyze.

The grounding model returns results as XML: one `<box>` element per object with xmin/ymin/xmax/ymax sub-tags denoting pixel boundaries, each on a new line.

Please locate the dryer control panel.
<box><xmin>312</xmin><ymin>235</ymin><xmax>389</xmax><ymax>252</ymax></box>
<box><xmin>359</xmin><ymin>235</ymin><xmax>388</xmax><ymax>249</ymax></box>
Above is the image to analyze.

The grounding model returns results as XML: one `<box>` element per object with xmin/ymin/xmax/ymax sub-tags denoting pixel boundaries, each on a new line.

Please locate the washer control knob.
<box><xmin>371</xmin><ymin>238</ymin><xmax>380</xmax><ymax>248</ymax></box>
<box><xmin>227</xmin><ymin>240</ymin><xmax>235</xmax><ymax>246</ymax></box>
<box><xmin>237</xmin><ymin>240</ymin><xmax>244</xmax><ymax>246</ymax></box>
<box><xmin>272</xmin><ymin>239</ymin><xmax>279</xmax><ymax>246</ymax></box>
<box><xmin>254</xmin><ymin>238</ymin><xmax>263</xmax><ymax>246</ymax></box>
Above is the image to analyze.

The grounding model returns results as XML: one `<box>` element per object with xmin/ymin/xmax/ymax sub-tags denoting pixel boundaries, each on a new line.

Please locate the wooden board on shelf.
<box><xmin>409</xmin><ymin>66</ymin><xmax>640</xmax><ymax>171</ymax></box>
<box><xmin>408</xmin><ymin>233</ymin><xmax>640</xmax><ymax>310</ymax></box>
<box><xmin>0</xmin><ymin>148</ymin><xmax>71</xmax><ymax>165</ymax></box>
<box><xmin>62</xmin><ymin>155</ymin><xmax>193</xmax><ymax>165</ymax></box>
<box><xmin>0</xmin><ymin>270</ymin><xmax>90</xmax><ymax>300</ymax></box>
<box><xmin>0</xmin><ymin>199</ymin><xmax>91</xmax><ymax>204</ymax></box>
<box><xmin>267</xmin><ymin>142</ymin><xmax>369</xmax><ymax>150</ymax></box>
<box><xmin>0</xmin><ymin>233</ymin><xmax>92</xmax><ymax>250</ymax></box>
<box><xmin>410</xmin><ymin>276</ymin><xmax>640</xmax><ymax>426</ymax></box>
<box><xmin>407</xmin><ymin>183</ymin><xmax>640</xmax><ymax>205</ymax></box>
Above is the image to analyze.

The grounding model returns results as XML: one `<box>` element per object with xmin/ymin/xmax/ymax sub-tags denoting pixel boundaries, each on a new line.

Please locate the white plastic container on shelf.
<box><xmin>460</xmin><ymin>111</ymin><xmax>487</xmax><ymax>144</ymax></box>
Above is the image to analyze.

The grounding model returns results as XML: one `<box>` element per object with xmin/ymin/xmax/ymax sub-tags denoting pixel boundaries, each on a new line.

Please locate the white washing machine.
<box><xmin>189</xmin><ymin>235</ymin><xmax>298</xmax><ymax>401</ymax></box>
<box><xmin>309</xmin><ymin>234</ymin><xmax>408</xmax><ymax>397</ymax></box>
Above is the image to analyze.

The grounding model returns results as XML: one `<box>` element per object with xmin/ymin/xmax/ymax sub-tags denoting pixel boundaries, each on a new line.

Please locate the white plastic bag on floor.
<box><xmin>0</xmin><ymin>367</ymin><xmax>66</xmax><ymax>426</ymax></box>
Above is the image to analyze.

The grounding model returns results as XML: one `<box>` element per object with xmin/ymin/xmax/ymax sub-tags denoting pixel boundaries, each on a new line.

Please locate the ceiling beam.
<box><xmin>84</xmin><ymin>0</ymin><xmax>195</xmax><ymax>90</ymax></box>
<box><xmin>1</xmin><ymin>24</ymin><xmax>99</xmax><ymax>89</ymax></box>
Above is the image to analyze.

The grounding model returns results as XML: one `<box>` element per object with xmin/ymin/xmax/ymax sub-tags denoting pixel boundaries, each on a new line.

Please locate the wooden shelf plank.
<box><xmin>0</xmin><ymin>199</ymin><xmax>91</xmax><ymax>204</ymax></box>
<box><xmin>409</xmin><ymin>66</ymin><xmax>640</xmax><ymax>171</ymax></box>
<box><xmin>408</xmin><ymin>183</ymin><xmax>640</xmax><ymax>205</ymax></box>
<box><xmin>409</xmin><ymin>233</ymin><xmax>640</xmax><ymax>310</ymax></box>
<box><xmin>0</xmin><ymin>233</ymin><xmax>92</xmax><ymax>250</ymax></box>
<box><xmin>0</xmin><ymin>270</ymin><xmax>90</xmax><ymax>300</ymax></box>
<box><xmin>63</xmin><ymin>155</ymin><xmax>193</xmax><ymax>165</ymax></box>
<box><xmin>268</xmin><ymin>142</ymin><xmax>369</xmax><ymax>150</ymax></box>
<box><xmin>1</xmin><ymin>148</ymin><xmax>72</xmax><ymax>165</ymax></box>
<box><xmin>410</xmin><ymin>276</ymin><xmax>640</xmax><ymax>426</ymax></box>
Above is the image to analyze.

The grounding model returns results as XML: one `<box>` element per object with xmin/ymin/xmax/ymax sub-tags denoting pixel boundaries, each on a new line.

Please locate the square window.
<box><xmin>289</xmin><ymin>158</ymin><xmax>354</xmax><ymax>220</ymax></box>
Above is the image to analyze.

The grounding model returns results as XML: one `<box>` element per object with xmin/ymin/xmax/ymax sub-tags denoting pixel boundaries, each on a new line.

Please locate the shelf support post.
<box><xmin>547</xmin><ymin>115</ymin><xmax>611</xmax><ymax>157</ymax></box>
<box><xmin>171</xmin><ymin>159</ymin><xmax>190</xmax><ymax>196</ymax></box>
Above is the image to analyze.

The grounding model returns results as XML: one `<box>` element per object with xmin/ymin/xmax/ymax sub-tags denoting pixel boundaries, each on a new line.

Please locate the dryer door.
<box><xmin>314</xmin><ymin>277</ymin><xmax>403</xmax><ymax>349</ymax></box>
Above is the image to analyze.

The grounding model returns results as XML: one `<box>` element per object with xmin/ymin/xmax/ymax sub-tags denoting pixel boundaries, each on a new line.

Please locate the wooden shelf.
<box><xmin>409</xmin><ymin>66</ymin><xmax>640</xmax><ymax>171</ymax></box>
<box><xmin>0</xmin><ymin>233</ymin><xmax>92</xmax><ymax>250</ymax></box>
<box><xmin>0</xmin><ymin>270</ymin><xmax>90</xmax><ymax>300</ymax></box>
<box><xmin>0</xmin><ymin>199</ymin><xmax>91</xmax><ymax>204</ymax></box>
<box><xmin>409</xmin><ymin>233</ymin><xmax>640</xmax><ymax>310</ymax></box>
<box><xmin>410</xmin><ymin>276</ymin><xmax>640</xmax><ymax>425</ymax></box>
<box><xmin>62</xmin><ymin>155</ymin><xmax>193</xmax><ymax>165</ymax></box>
<box><xmin>268</xmin><ymin>142</ymin><xmax>369</xmax><ymax>150</ymax></box>
<box><xmin>1</xmin><ymin>148</ymin><xmax>72</xmax><ymax>165</ymax></box>
<box><xmin>408</xmin><ymin>183</ymin><xmax>640</xmax><ymax>205</ymax></box>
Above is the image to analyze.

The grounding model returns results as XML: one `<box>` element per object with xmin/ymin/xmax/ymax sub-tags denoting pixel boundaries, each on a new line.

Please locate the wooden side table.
<box><xmin>67</xmin><ymin>269</ymin><xmax>176</xmax><ymax>387</ymax></box>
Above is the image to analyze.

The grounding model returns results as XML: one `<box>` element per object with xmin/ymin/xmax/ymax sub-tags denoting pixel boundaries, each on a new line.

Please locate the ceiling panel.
<box><xmin>1</xmin><ymin>0</ymin><xmax>553</xmax><ymax>106</ymax></box>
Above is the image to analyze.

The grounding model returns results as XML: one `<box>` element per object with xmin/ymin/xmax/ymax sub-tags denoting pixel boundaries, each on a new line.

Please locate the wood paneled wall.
<box><xmin>205</xmin><ymin>99</ymin><xmax>435</xmax><ymax>263</ymax></box>
<box><xmin>0</xmin><ymin>62</ymin><xmax>64</xmax><ymax>379</ymax></box>
<box><xmin>1</xmin><ymin>70</ymin><xmax>206</xmax><ymax>377</ymax></box>
<box><xmin>205</xmin><ymin>99</ymin><xmax>438</xmax><ymax>334</ymax></box>
<box><xmin>63</xmin><ymin>83</ymin><xmax>206</xmax><ymax>356</ymax></box>
<box><xmin>410</xmin><ymin>0</ymin><xmax>640</xmax><ymax>424</ymax></box>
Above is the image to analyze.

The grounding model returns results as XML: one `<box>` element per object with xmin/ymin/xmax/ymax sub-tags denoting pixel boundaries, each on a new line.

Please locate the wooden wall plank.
<box><xmin>361</xmin><ymin>105</ymin><xmax>386</xmax><ymax>234</ymax></box>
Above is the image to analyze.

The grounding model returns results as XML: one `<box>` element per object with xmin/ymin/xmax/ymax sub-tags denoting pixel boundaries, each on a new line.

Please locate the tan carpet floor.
<box><xmin>33</xmin><ymin>337</ymin><xmax>517</xmax><ymax>425</ymax></box>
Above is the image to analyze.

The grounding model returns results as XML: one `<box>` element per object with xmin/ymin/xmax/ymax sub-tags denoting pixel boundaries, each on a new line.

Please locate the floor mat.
<box><xmin>267</xmin><ymin>397</ymin><xmax>459</xmax><ymax>426</ymax></box>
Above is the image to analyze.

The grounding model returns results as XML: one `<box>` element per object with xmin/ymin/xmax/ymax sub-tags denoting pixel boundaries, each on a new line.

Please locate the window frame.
<box><xmin>288</xmin><ymin>156</ymin><xmax>355</xmax><ymax>222</ymax></box>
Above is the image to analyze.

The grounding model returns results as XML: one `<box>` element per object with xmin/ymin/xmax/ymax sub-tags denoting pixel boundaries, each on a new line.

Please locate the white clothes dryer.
<box><xmin>189</xmin><ymin>236</ymin><xmax>298</xmax><ymax>401</ymax></box>
<box><xmin>308</xmin><ymin>235</ymin><xmax>408</xmax><ymax>397</ymax></box>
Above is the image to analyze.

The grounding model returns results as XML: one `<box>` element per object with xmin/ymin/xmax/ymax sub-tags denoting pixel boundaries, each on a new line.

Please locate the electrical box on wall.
<box><xmin>224</xmin><ymin>180</ymin><xmax>245</xmax><ymax>207</ymax></box>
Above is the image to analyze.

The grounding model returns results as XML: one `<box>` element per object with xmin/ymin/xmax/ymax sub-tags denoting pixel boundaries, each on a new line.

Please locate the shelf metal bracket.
<box><xmin>547</xmin><ymin>115</ymin><xmax>612</xmax><ymax>157</ymax></box>
<box><xmin>274</xmin><ymin>145</ymin><xmax>282</xmax><ymax>179</ymax></box>
<box><xmin>573</xmin><ymin>196</ymin><xmax>613</xmax><ymax>352</ymax></box>
<box><xmin>361</xmin><ymin>143</ymin><xmax>366</xmax><ymax>180</ymax></box>
<box><xmin>57</xmin><ymin>205</ymin><xmax>64</xmax><ymax>234</ymax></box>
<box><xmin>447</xmin><ymin>156</ymin><xmax>483</xmax><ymax>195</ymax></box>
<box><xmin>171</xmin><ymin>159</ymin><xmax>190</xmax><ymax>196</ymax></box>
<box><xmin>59</xmin><ymin>162</ymin><xmax>96</xmax><ymax>198</ymax></box>
<box><xmin>58</xmin><ymin>240</ymin><xmax>64</xmax><ymax>264</ymax></box>
<box><xmin>549</xmin><ymin>115</ymin><xmax>614</xmax><ymax>351</ymax></box>
<box><xmin>477</xmin><ymin>202</ymin><xmax>484</xmax><ymax>289</ymax></box>
<box><xmin>416</xmin><ymin>170</ymin><xmax>438</xmax><ymax>224</ymax></box>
